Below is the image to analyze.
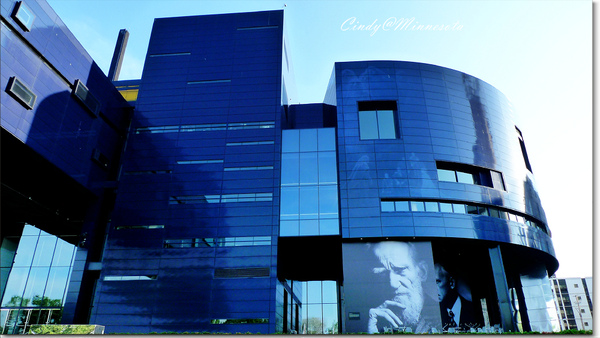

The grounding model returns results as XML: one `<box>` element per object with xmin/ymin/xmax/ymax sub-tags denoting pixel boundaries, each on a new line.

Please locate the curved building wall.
<box><xmin>333</xmin><ymin>61</ymin><xmax>559</xmax><ymax>333</ymax></box>
<box><xmin>334</xmin><ymin>61</ymin><xmax>554</xmax><ymax>257</ymax></box>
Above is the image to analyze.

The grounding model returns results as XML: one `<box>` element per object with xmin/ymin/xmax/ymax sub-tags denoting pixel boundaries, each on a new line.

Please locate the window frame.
<box><xmin>357</xmin><ymin>101</ymin><xmax>399</xmax><ymax>141</ymax></box>
<box><xmin>12</xmin><ymin>1</ymin><xmax>35</xmax><ymax>31</ymax></box>
<box><xmin>6</xmin><ymin>76</ymin><xmax>36</xmax><ymax>109</ymax></box>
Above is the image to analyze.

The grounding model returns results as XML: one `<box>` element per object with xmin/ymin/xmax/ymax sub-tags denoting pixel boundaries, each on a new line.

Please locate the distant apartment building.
<box><xmin>551</xmin><ymin>277</ymin><xmax>593</xmax><ymax>330</ymax></box>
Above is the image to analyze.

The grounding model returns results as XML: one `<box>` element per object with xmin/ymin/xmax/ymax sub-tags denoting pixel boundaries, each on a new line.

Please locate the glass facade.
<box><xmin>1</xmin><ymin>224</ymin><xmax>76</xmax><ymax>334</ymax></box>
<box><xmin>280</xmin><ymin>128</ymin><xmax>339</xmax><ymax>236</ymax></box>
<box><xmin>301</xmin><ymin>281</ymin><xmax>339</xmax><ymax>334</ymax></box>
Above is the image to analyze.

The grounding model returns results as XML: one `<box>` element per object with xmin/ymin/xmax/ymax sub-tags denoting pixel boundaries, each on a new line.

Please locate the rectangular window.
<box><xmin>425</xmin><ymin>202</ymin><xmax>439</xmax><ymax>212</ymax></box>
<box><xmin>358</xmin><ymin>101</ymin><xmax>398</xmax><ymax>140</ymax></box>
<box><xmin>13</xmin><ymin>1</ymin><xmax>35</xmax><ymax>31</ymax></box>
<box><xmin>188</xmin><ymin>79</ymin><xmax>231</xmax><ymax>85</ymax></box>
<box><xmin>148</xmin><ymin>52</ymin><xmax>191</xmax><ymax>57</ymax></box>
<box><xmin>395</xmin><ymin>201</ymin><xmax>410</xmax><ymax>212</ymax></box>
<box><xmin>226</xmin><ymin>141</ymin><xmax>274</xmax><ymax>146</ymax></box>
<box><xmin>177</xmin><ymin>160</ymin><xmax>223</xmax><ymax>165</ymax></box>
<box><xmin>439</xmin><ymin>203</ymin><xmax>453</xmax><ymax>213</ymax></box>
<box><xmin>436</xmin><ymin>161</ymin><xmax>505</xmax><ymax>191</ymax></box>
<box><xmin>73</xmin><ymin>80</ymin><xmax>100</xmax><ymax>117</ymax></box>
<box><xmin>104</xmin><ymin>275</ymin><xmax>157</xmax><ymax>281</ymax></box>
<box><xmin>410</xmin><ymin>201</ymin><xmax>425</xmax><ymax>212</ymax></box>
<box><xmin>437</xmin><ymin>169</ymin><xmax>457</xmax><ymax>182</ymax></box>
<box><xmin>237</xmin><ymin>25</ymin><xmax>278</xmax><ymax>30</ymax></box>
<box><xmin>115</xmin><ymin>225</ymin><xmax>164</xmax><ymax>230</ymax></box>
<box><xmin>6</xmin><ymin>76</ymin><xmax>36</xmax><ymax>109</ymax></box>
<box><xmin>381</xmin><ymin>201</ymin><xmax>395</xmax><ymax>212</ymax></box>
<box><xmin>490</xmin><ymin>170</ymin><xmax>506</xmax><ymax>190</ymax></box>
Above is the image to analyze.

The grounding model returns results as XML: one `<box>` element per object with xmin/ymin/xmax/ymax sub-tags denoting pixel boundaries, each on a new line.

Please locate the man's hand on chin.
<box><xmin>367</xmin><ymin>300</ymin><xmax>406</xmax><ymax>333</ymax></box>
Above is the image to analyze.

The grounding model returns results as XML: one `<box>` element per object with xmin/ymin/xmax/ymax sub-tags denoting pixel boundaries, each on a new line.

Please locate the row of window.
<box><xmin>115</xmin><ymin>225</ymin><xmax>164</xmax><ymax>230</ymax></box>
<box><xmin>169</xmin><ymin>193</ymin><xmax>273</xmax><ymax>204</ymax></box>
<box><xmin>135</xmin><ymin>121</ymin><xmax>274</xmax><ymax>134</ymax></box>
<box><xmin>164</xmin><ymin>236</ymin><xmax>271</xmax><ymax>248</ymax></box>
<box><xmin>123</xmin><ymin>164</ymin><xmax>273</xmax><ymax>175</ymax></box>
<box><xmin>210</xmin><ymin>318</ymin><xmax>269</xmax><ymax>324</ymax></box>
<box><xmin>380</xmin><ymin>199</ymin><xmax>546</xmax><ymax>233</ymax></box>
<box><xmin>437</xmin><ymin>161</ymin><xmax>506</xmax><ymax>191</ymax></box>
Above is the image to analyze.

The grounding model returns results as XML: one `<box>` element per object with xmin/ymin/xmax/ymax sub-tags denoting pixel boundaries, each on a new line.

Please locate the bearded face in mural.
<box><xmin>367</xmin><ymin>242</ymin><xmax>438</xmax><ymax>333</ymax></box>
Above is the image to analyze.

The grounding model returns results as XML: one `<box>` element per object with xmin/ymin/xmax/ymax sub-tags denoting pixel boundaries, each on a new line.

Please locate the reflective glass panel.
<box><xmin>437</xmin><ymin>169</ymin><xmax>456</xmax><ymax>182</ymax></box>
<box><xmin>478</xmin><ymin>206</ymin><xmax>489</xmax><ymax>216</ymax></box>
<box><xmin>322</xmin><ymin>281</ymin><xmax>337</xmax><ymax>304</ymax></box>
<box><xmin>456</xmin><ymin>171</ymin><xmax>475</xmax><ymax>184</ymax></box>
<box><xmin>410</xmin><ymin>201</ymin><xmax>425</xmax><ymax>212</ymax></box>
<box><xmin>282</xmin><ymin>130</ymin><xmax>299</xmax><ymax>153</ymax></box>
<box><xmin>488</xmin><ymin>208</ymin><xmax>500</xmax><ymax>218</ymax></box>
<box><xmin>51</xmin><ymin>240</ymin><xmax>75</xmax><ymax>267</ymax></box>
<box><xmin>319</xmin><ymin>219</ymin><xmax>339</xmax><ymax>235</ymax></box>
<box><xmin>280</xmin><ymin>186</ymin><xmax>299</xmax><ymax>220</ymax></box>
<box><xmin>300</xmin><ymin>129</ymin><xmax>318</xmax><ymax>152</ymax></box>
<box><xmin>453</xmin><ymin>204</ymin><xmax>466</xmax><ymax>214</ymax></box>
<box><xmin>300</xmin><ymin>152</ymin><xmax>318</xmax><ymax>184</ymax></box>
<box><xmin>425</xmin><ymin>202</ymin><xmax>439</xmax><ymax>212</ymax></box>
<box><xmin>31</xmin><ymin>236</ymin><xmax>56</xmax><ymax>267</ymax></box>
<box><xmin>317</xmin><ymin>128</ymin><xmax>336</xmax><ymax>151</ymax></box>
<box><xmin>319</xmin><ymin>185</ymin><xmax>338</xmax><ymax>218</ymax></box>
<box><xmin>21</xmin><ymin>226</ymin><xmax>40</xmax><ymax>236</ymax></box>
<box><xmin>281</xmin><ymin>219</ymin><xmax>300</xmax><ymax>236</ymax></box>
<box><xmin>318</xmin><ymin>152</ymin><xmax>337</xmax><ymax>184</ymax></box>
<box><xmin>466</xmin><ymin>205</ymin><xmax>478</xmax><ymax>215</ymax></box>
<box><xmin>299</xmin><ymin>186</ymin><xmax>319</xmax><ymax>219</ymax></box>
<box><xmin>307</xmin><ymin>281</ymin><xmax>322</xmax><ymax>303</ymax></box>
<box><xmin>377</xmin><ymin>110</ymin><xmax>396</xmax><ymax>139</ymax></box>
<box><xmin>22</xmin><ymin>267</ymin><xmax>50</xmax><ymax>307</ymax></box>
<box><xmin>12</xmin><ymin>237</ymin><xmax>37</xmax><ymax>267</ymax></box>
<box><xmin>323</xmin><ymin>304</ymin><xmax>338</xmax><ymax>334</ymax></box>
<box><xmin>299</xmin><ymin>220</ymin><xmax>319</xmax><ymax>236</ymax></box>
<box><xmin>359</xmin><ymin>111</ymin><xmax>378</xmax><ymax>140</ymax></box>
<box><xmin>439</xmin><ymin>203</ymin><xmax>453</xmax><ymax>213</ymax></box>
<box><xmin>44</xmin><ymin>267</ymin><xmax>71</xmax><ymax>306</ymax></box>
<box><xmin>381</xmin><ymin>201</ymin><xmax>395</xmax><ymax>212</ymax></box>
<box><xmin>394</xmin><ymin>201</ymin><xmax>410</xmax><ymax>212</ymax></box>
<box><xmin>281</xmin><ymin>153</ymin><xmax>300</xmax><ymax>185</ymax></box>
<box><xmin>1</xmin><ymin>267</ymin><xmax>29</xmax><ymax>306</ymax></box>
<box><xmin>491</xmin><ymin>170</ymin><xmax>505</xmax><ymax>190</ymax></box>
<box><xmin>306</xmin><ymin>304</ymin><xmax>323</xmax><ymax>334</ymax></box>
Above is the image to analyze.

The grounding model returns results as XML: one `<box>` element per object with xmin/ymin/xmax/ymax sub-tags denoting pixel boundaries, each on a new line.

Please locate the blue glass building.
<box><xmin>1</xmin><ymin>1</ymin><xmax>559</xmax><ymax>334</ymax></box>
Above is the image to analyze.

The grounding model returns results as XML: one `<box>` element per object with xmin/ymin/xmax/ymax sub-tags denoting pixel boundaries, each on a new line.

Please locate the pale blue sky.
<box><xmin>47</xmin><ymin>0</ymin><xmax>592</xmax><ymax>278</ymax></box>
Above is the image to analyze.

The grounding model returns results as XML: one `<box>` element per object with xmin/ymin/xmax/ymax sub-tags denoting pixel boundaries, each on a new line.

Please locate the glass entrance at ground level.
<box><xmin>0</xmin><ymin>224</ymin><xmax>76</xmax><ymax>334</ymax></box>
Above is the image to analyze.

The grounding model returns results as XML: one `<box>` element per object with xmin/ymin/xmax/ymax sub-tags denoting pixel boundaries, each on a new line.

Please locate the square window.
<box><xmin>439</xmin><ymin>203</ymin><xmax>453</xmax><ymax>213</ymax></box>
<box><xmin>466</xmin><ymin>205</ymin><xmax>478</xmax><ymax>215</ymax></box>
<box><xmin>488</xmin><ymin>208</ymin><xmax>500</xmax><ymax>218</ymax></box>
<box><xmin>456</xmin><ymin>171</ymin><xmax>475</xmax><ymax>184</ymax></box>
<box><xmin>394</xmin><ymin>201</ymin><xmax>410</xmax><ymax>212</ymax></box>
<box><xmin>13</xmin><ymin>1</ymin><xmax>35</xmax><ymax>31</ymax></box>
<box><xmin>358</xmin><ymin>101</ymin><xmax>398</xmax><ymax>140</ymax></box>
<box><xmin>425</xmin><ymin>202</ymin><xmax>439</xmax><ymax>212</ymax></box>
<box><xmin>410</xmin><ymin>201</ymin><xmax>425</xmax><ymax>212</ymax></box>
<box><xmin>477</xmin><ymin>206</ymin><xmax>489</xmax><ymax>216</ymax></box>
<box><xmin>453</xmin><ymin>204</ymin><xmax>466</xmax><ymax>214</ymax></box>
